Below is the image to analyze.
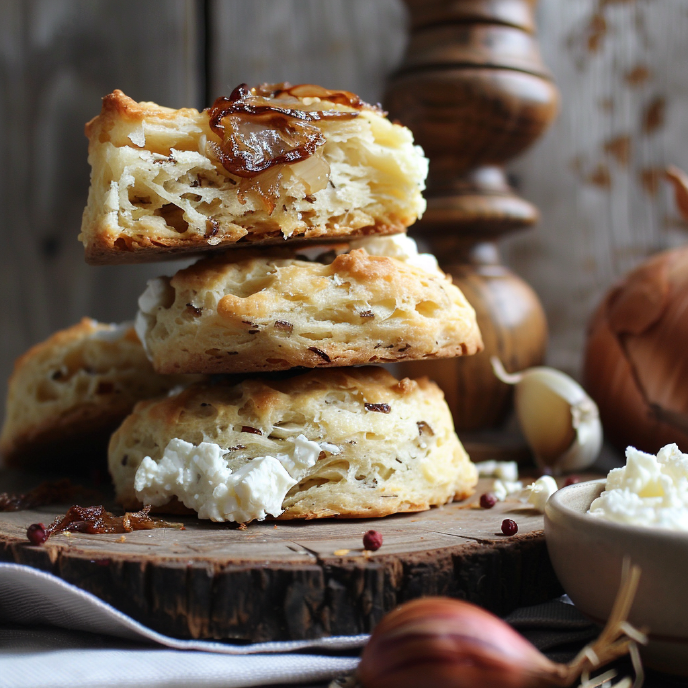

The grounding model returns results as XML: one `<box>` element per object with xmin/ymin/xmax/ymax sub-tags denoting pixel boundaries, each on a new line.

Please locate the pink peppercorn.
<box><xmin>479</xmin><ymin>493</ymin><xmax>497</xmax><ymax>509</ymax></box>
<box><xmin>564</xmin><ymin>476</ymin><xmax>580</xmax><ymax>487</ymax></box>
<box><xmin>501</xmin><ymin>519</ymin><xmax>518</xmax><ymax>536</ymax></box>
<box><xmin>363</xmin><ymin>530</ymin><xmax>383</xmax><ymax>551</ymax></box>
<box><xmin>27</xmin><ymin>523</ymin><xmax>48</xmax><ymax>545</ymax></box>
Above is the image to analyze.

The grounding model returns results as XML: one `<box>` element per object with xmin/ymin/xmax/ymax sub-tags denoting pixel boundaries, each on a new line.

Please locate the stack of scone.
<box><xmin>3</xmin><ymin>83</ymin><xmax>483</xmax><ymax>522</ymax></box>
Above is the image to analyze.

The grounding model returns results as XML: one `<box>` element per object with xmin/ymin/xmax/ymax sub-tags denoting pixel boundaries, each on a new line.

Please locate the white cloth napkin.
<box><xmin>0</xmin><ymin>563</ymin><xmax>364</xmax><ymax>687</ymax></box>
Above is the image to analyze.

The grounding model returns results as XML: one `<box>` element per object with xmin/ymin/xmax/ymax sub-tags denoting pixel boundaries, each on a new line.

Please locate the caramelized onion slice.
<box><xmin>254</xmin><ymin>82</ymin><xmax>385</xmax><ymax>114</ymax></box>
<box><xmin>44</xmin><ymin>504</ymin><xmax>182</xmax><ymax>537</ymax></box>
<box><xmin>206</xmin><ymin>83</ymin><xmax>359</xmax><ymax>178</ymax></box>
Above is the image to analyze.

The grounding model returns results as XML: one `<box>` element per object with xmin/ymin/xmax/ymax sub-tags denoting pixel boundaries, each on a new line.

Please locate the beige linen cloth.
<box><xmin>0</xmin><ymin>563</ymin><xmax>363</xmax><ymax>687</ymax></box>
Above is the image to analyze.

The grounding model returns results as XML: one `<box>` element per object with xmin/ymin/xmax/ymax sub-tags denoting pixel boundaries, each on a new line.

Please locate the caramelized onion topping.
<box><xmin>253</xmin><ymin>82</ymin><xmax>380</xmax><ymax>111</ymax></box>
<box><xmin>206</xmin><ymin>83</ymin><xmax>359</xmax><ymax>178</ymax></box>
<box><xmin>37</xmin><ymin>504</ymin><xmax>182</xmax><ymax>540</ymax></box>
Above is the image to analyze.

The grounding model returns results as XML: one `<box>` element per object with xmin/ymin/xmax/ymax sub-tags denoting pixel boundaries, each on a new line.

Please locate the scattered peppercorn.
<box><xmin>479</xmin><ymin>492</ymin><xmax>497</xmax><ymax>509</ymax></box>
<box><xmin>27</xmin><ymin>523</ymin><xmax>47</xmax><ymax>545</ymax></box>
<box><xmin>363</xmin><ymin>530</ymin><xmax>383</xmax><ymax>551</ymax></box>
<box><xmin>564</xmin><ymin>476</ymin><xmax>580</xmax><ymax>487</ymax></box>
<box><xmin>501</xmin><ymin>519</ymin><xmax>518</xmax><ymax>536</ymax></box>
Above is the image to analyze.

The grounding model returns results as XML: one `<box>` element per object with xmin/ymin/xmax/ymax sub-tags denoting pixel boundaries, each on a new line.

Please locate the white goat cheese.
<box><xmin>134</xmin><ymin>277</ymin><xmax>170</xmax><ymax>354</ymax></box>
<box><xmin>475</xmin><ymin>460</ymin><xmax>519</xmax><ymax>482</ymax></box>
<box><xmin>588</xmin><ymin>444</ymin><xmax>688</xmax><ymax>531</ymax></box>
<box><xmin>349</xmin><ymin>234</ymin><xmax>441</xmax><ymax>274</ymax></box>
<box><xmin>134</xmin><ymin>434</ymin><xmax>338</xmax><ymax>523</ymax></box>
<box><xmin>493</xmin><ymin>479</ymin><xmax>524</xmax><ymax>502</ymax></box>
<box><xmin>88</xmin><ymin>320</ymin><xmax>133</xmax><ymax>342</ymax></box>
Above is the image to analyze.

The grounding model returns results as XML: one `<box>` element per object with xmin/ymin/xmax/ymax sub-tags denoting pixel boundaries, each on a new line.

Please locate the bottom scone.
<box><xmin>109</xmin><ymin>367</ymin><xmax>477</xmax><ymax>522</ymax></box>
<box><xmin>0</xmin><ymin>318</ymin><xmax>196</xmax><ymax>469</ymax></box>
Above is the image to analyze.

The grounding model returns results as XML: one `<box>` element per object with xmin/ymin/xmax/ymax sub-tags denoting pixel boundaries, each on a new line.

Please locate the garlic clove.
<box><xmin>520</xmin><ymin>475</ymin><xmax>558</xmax><ymax>512</ymax></box>
<box><xmin>492</xmin><ymin>358</ymin><xmax>603</xmax><ymax>474</ymax></box>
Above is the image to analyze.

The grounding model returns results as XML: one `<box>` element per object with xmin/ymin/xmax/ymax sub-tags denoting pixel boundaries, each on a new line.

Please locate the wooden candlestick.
<box><xmin>385</xmin><ymin>0</ymin><xmax>557</xmax><ymax>434</ymax></box>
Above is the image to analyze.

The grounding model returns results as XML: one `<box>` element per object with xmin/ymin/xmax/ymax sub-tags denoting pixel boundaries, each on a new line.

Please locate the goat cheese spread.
<box><xmin>494</xmin><ymin>479</ymin><xmax>524</xmax><ymax>502</ymax></box>
<box><xmin>134</xmin><ymin>276</ymin><xmax>170</xmax><ymax>353</ymax></box>
<box><xmin>349</xmin><ymin>234</ymin><xmax>441</xmax><ymax>275</ymax></box>
<box><xmin>588</xmin><ymin>444</ymin><xmax>688</xmax><ymax>531</ymax></box>
<box><xmin>134</xmin><ymin>434</ymin><xmax>339</xmax><ymax>523</ymax></box>
<box><xmin>88</xmin><ymin>320</ymin><xmax>133</xmax><ymax>342</ymax></box>
<box><xmin>475</xmin><ymin>460</ymin><xmax>519</xmax><ymax>482</ymax></box>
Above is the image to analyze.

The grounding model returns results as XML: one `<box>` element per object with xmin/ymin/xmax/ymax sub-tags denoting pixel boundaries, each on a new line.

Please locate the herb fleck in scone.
<box><xmin>108</xmin><ymin>367</ymin><xmax>478</xmax><ymax>522</ymax></box>
<box><xmin>134</xmin><ymin>235</ymin><xmax>482</xmax><ymax>374</ymax></box>
<box><xmin>0</xmin><ymin>318</ymin><xmax>198</xmax><ymax>468</ymax></box>
<box><xmin>80</xmin><ymin>84</ymin><xmax>428</xmax><ymax>264</ymax></box>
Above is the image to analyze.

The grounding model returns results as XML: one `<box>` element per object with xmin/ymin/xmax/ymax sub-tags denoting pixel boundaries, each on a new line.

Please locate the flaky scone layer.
<box><xmin>109</xmin><ymin>367</ymin><xmax>477</xmax><ymax>521</ymax></box>
<box><xmin>0</xmin><ymin>318</ymin><xmax>197</xmax><ymax>467</ymax></box>
<box><xmin>80</xmin><ymin>89</ymin><xmax>428</xmax><ymax>264</ymax></box>
<box><xmin>135</xmin><ymin>245</ymin><xmax>482</xmax><ymax>374</ymax></box>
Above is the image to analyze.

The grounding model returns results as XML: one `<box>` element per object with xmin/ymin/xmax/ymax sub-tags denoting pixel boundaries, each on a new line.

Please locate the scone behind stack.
<box><xmin>0</xmin><ymin>319</ymin><xmax>198</xmax><ymax>469</ymax></box>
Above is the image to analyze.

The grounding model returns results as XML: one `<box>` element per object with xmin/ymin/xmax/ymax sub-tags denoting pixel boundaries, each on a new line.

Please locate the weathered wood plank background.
<box><xmin>1</xmin><ymin>0</ymin><xmax>687</xmax><ymax>420</ymax></box>
<box><xmin>505</xmin><ymin>0</ymin><xmax>688</xmax><ymax>373</ymax></box>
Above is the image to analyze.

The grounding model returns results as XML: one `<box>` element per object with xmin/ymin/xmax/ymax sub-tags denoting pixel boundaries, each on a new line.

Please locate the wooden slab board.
<box><xmin>0</xmin><ymin>478</ymin><xmax>562</xmax><ymax>642</ymax></box>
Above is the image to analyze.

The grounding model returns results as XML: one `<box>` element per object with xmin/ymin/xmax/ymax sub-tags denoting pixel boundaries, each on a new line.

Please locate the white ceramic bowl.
<box><xmin>545</xmin><ymin>479</ymin><xmax>688</xmax><ymax>676</ymax></box>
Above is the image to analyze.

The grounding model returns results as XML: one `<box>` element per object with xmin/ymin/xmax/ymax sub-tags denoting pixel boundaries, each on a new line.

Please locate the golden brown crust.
<box><xmin>136</xmin><ymin>247</ymin><xmax>483</xmax><ymax>374</ymax></box>
<box><xmin>83</xmin><ymin>219</ymin><xmax>404</xmax><ymax>265</ymax></box>
<box><xmin>109</xmin><ymin>367</ymin><xmax>478</xmax><ymax>521</ymax></box>
<box><xmin>80</xmin><ymin>89</ymin><xmax>428</xmax><ymax>265</ymax></box>
<box><xmin>85</xmin><ymin>90</ymin><xmax>184</xmax><ymax>139</ymax></box>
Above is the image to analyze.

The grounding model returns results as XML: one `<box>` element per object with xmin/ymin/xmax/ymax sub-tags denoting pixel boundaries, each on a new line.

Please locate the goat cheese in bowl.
<box><xmin>545</xmin><ymin>444</ymin><xmax>688</xmax><ymax>676</ymax></box>
<box><xmin>587</xmin><ymin>444</ymin><xmax>688</xmax><ymax>531</ymax></box>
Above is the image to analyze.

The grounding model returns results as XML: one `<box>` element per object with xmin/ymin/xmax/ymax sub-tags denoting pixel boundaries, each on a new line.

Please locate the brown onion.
<box><xmin>358</xmin><ymin>567</ymin><xmax>644</xmax><ymax>688</ymax></box>
<box><xmin>583</xmin><ymin>168</ymin><xmax>688</xmax><ymax>454</ymax></box>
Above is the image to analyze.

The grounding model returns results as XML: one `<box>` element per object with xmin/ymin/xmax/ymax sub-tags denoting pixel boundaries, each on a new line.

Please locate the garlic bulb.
<box><xmin>491</xmin><ymin>358</ymin><xmax>602</xmax><ymax>474</ymax></box>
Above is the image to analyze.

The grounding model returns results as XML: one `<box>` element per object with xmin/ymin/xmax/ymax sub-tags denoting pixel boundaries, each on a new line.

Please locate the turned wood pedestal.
<box><xmin>386</xmin><ymin>0</ymin><xmax>558</xmax><ymax>447</ymax></box>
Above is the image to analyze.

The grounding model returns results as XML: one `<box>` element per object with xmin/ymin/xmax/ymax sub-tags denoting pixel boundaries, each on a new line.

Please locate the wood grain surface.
<box><xmin>0</xmin><ymin>478</ymin><xmax>561</xmax><ymax>642</ymax></box>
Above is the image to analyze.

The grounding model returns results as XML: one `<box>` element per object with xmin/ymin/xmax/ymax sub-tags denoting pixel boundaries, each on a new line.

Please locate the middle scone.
<box><xmin>109</xmin><ymin>367</ymin><xmax>478</xmax><ymax>522</ymax></box>
<box><xmin>135</xmin><ymin>235</ymin><xmax>483</xmax><ymax>374</ymax></box>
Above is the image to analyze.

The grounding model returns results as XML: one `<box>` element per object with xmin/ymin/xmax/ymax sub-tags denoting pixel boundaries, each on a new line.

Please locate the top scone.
<box><xmin>80</xmin><ymin>84</ymin><xmax>428</xmax><ymax>264</ymax></box>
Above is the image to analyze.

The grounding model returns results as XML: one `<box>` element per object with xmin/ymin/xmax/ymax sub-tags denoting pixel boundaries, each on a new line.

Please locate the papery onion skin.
<box><xmin>583</xmin><ymin>247</ymin><xmax>688</xmax><ymax>454</ymax></box>
<box><xmin>358</xmin><ymin>598</ymin><xmax>562</xmax><ymax>688</ymax></box>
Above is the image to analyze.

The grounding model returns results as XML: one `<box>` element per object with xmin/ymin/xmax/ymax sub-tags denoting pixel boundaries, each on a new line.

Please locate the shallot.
<box><xmin>358</xmin><ymin>564</ymin><xmax>644</xmax><ymax>688</ymax></box>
